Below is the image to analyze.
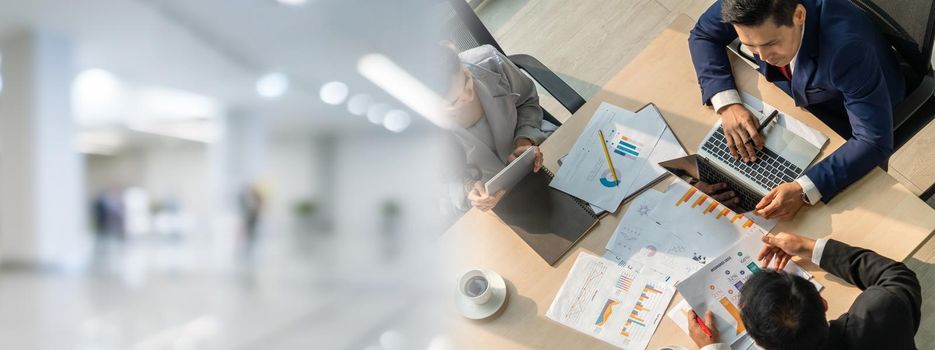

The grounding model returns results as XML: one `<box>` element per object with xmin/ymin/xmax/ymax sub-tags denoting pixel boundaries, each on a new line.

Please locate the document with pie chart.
<box><xmin>550</xmin><ymin>102</ymin><xmax>667</xmax><ymax>211</ymax></box>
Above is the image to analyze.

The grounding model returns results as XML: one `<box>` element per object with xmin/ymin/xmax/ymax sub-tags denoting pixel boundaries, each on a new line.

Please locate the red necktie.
<box><xmin>778</xmin><ymin>64</ymin><xmax>792</xmax><ymax>81</ymax></box>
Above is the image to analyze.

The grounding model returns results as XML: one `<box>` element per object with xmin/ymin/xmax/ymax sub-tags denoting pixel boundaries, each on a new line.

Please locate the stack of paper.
<box><xmin>547</xmin><ymin>253</ymin><xmax>676</xmax><ymax>350</ymax></box>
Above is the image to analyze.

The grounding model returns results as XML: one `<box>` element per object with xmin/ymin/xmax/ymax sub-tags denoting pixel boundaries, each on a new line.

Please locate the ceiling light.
<box><xmin>319</xmin><ymin>81</ymin><xmax>348</xmax><ymax>105</ymax></box>
<box><xmin>357</xmin><ymin>53</ymin><xmax>449</xmax><ymax>128</ymax></box>
<box><xmin>276</xmin><ymin>0</ymin><xmax>307</xmax><ymax>6</ymax></box>
<box><xmin>256</xmin><ymin>73</ymin><xmax>289</xmax><ymax>99</ymax></box>
<box><xmin>347</xmin><ymin>94</ymin><xmax>374</xmax><ymax>116</ymax></box>
<box><xmin>367</xmin><ymin>103</ymin><xmax>391</xmax><ymax>125</ymax></box>
<box><xmin>72</xmin><ymin>68</ymin><xmax>125</xmax><ymax>126</ymax></box>
<box><xmin>383</xmin><ymin>110</ymin><xmax>411</xmax><ymax>133</ymax></box>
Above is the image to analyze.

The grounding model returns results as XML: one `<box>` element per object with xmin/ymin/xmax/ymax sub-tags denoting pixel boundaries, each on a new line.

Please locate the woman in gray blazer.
<box><xmin>443</xmin><ymin>44</ymin><xmax>551</xmax><ymax>212</ymax></box>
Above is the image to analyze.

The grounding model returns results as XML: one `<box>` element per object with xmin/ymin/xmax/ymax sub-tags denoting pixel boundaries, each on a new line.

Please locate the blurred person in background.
<box><xmin>93</xmin><ymin>187</ymin><xmax>125</xmax><ymax>240</ymax></box>
<box><xmin>440</xmin><ymin>43</ymin><xmax>550</xmax><ymax>214</ymax></box>
<box><xmin>240</xmin><ymin>182</ymin><xmax>264</xmax><ymax>254</ymax></box>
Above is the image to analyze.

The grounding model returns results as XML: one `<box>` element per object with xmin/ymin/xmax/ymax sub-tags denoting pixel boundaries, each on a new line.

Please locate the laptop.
<box><xmin>659</xmin><ymin>104</ymin><xmax>822</xmax><ymax>213</ymax></box>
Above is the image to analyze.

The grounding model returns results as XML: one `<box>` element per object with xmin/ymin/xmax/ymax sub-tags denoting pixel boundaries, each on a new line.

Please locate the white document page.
<box><xmin>604</xmin><ymin>189</ymin><xmax>705</xmax><ymax>285</ymax></box>
<box><xmin>547</xmin><ymin>252</ymin><xmax>676</xmax><ymax>350</ymax></box>
<box><xmin>551</xmin><ymin>102</ymin><xmax>667</xmax><ymax>211</ymax></box>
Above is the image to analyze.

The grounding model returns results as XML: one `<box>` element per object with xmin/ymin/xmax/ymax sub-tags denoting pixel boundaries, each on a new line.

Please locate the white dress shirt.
<box><xmin>710</xmin><ymin>23</ymin><xmax>823</xmax><ymax>205</ymax></box>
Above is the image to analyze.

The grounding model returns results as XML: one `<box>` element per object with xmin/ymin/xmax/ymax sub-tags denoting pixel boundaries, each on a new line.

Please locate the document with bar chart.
<box><xmin>676</xmin><ymin>233</ymin><xmax>819</xmax><ymax>347</ymax></box>
<box><xmin>547</xmin><ymin>252</ymin><xmax>675</xmax><ymax>350</ymax></box>
<box><xmin>550</xmin><ymin>102</ymin><xmax>667</xmax><ymax>211</ymax></box>
<box><xmin>649</xmin><ymin>181</ymin><xmax>769</xmax><ymax>263</ymax></box>
<box><xmin>604</xmin><ymin>189</ymin><xmax>706</xmax><ymax>285</ymax></box>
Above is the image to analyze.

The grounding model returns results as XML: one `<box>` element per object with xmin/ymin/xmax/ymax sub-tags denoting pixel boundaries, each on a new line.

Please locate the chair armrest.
<box><xmin>508</xmin><ymin>54</ymin><xmax>586</xmax><ymax>114</ymax></box>
<box><xmin>894</xmin><ymin>71</ymin><xmax>935</xmax><ymax>150</ymax></box>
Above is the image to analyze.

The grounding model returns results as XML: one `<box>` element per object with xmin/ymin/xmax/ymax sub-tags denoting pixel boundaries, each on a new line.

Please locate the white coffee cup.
<box><xmin>459</xmin><ymin>270</ymin><xmax>492</xmax><ymax>305</ymax></box>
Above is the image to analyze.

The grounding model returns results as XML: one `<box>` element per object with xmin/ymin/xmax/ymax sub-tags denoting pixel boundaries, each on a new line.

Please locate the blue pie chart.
<box><xmin>599</xmin><ymin>168</ymin><xmax>620</xmax><ymax>187</ymax></box>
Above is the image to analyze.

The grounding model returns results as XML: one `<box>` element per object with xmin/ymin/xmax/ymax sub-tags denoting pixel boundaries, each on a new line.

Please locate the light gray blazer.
<box><xmin>451</xmin><ymin>45</ymin><xmax>549</xmax><ymax>183</ymax></box>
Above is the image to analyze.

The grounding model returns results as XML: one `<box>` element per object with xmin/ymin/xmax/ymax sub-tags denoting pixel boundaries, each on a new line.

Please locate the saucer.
<box><xmin>455</xmin><ymin>270</ymin><xmax>507</xmax><ymax>320</ymax></box>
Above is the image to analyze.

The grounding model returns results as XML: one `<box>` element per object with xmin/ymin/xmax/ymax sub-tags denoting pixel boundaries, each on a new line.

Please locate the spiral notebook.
<box><xmin>492</xmin><ymin>166</ymin><xmax>600</xmax><ymax>265</ymax></box>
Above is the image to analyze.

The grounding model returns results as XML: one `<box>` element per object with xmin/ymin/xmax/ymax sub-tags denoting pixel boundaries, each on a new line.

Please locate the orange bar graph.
<box><xmin>692</xmin><ymin>194</ymin><xmax>708</xmax><ymax>208</ymax></box>
<box><xmin>676</xmin><ymin>187</ymin><xmax>697</xmax><ymax>206</ymax></box>
<box><xmin>730</xmin><ymin>213</ymin><xmax>744</xmax><ymax>223</ymax></box>
<box><xmin>720</xmin><ymin>297</ymin><xmax>746</xmax><ymax>335</ymax></box>
<box><xmin>743</xmin><ymin>219</ymin><xmax>754</xmax><ymax>228</ymax></box>
<box><xmin>716</xmin><ymin>208</ymin><xmax>731</xmax><ymax>219</ymax></box>
<box><xmin>704</xmin><ymin>202</ymin><xmax>718</xmax><ymax>214</ymax></box>
<box><xmin>629</xmin><ymin>313</ymin><xmax>646</xmax><ymax>323</ymax></box>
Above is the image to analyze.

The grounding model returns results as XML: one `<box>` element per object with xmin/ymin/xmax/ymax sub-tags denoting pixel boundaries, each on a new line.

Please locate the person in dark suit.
<box><xmin>689</xmin><ymin>0</ymin><xmax>905</xmax><ymax>221</ymax></box>
<box><xmin>686</xmin><ymin>232</ymin><xmax>921</xmax><ymax>349</ymax></box>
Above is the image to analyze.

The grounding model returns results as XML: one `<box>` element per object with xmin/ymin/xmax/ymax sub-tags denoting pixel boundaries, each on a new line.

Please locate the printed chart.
<box><xmin>548</xmin><ymin>253</ymin><xmax>675</xmax><ymax>349</ymax></box>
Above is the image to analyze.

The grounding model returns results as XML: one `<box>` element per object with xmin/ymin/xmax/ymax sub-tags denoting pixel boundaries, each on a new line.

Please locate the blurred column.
<box><xmin>313</xmin><ymin>134</ymin><xmax>337</xmax><ymax>233</ymax></box>
<box><xmin>210</xmin><ymin>109</ymin><xmax>266</xmax><ymax>224</ymax></box>
<box><xmin>0</xmin><ymin>30</ymin><xmax>87</xmax><ymax>265</ymax></box>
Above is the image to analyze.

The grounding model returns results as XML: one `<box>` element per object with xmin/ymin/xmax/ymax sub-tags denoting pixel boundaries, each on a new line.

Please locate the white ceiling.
<box><xmin>0</xmin><ymin>0</ymin><xmax>443</xmax><ymax>136</ymax></box>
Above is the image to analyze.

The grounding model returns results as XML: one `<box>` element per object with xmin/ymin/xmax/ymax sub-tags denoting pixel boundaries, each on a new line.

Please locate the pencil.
<box><xmin>598</xmin><ymin>130</ymin><xmax>619</xmax><ymax>184</ymax></box>
<box><xmin>745</xmin><ymin>110</ymin><xmax>779</xmax><ymax>145</ymax></box>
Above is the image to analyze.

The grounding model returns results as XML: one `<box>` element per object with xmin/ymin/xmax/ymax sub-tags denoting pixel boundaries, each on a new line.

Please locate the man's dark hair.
<box><xmin>739</xmin><ymin>270</ymin><xmax>828</xmax><ymax>350</ymax></box>
<box><xmin>721</xmin><ymin>0</ymin><xmax>800</xmax><ymax>27</ymax></box>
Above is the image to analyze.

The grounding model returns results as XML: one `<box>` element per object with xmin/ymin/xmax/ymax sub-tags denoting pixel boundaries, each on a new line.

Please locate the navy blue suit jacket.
<box><xmin>689</xmin><ymin>0</ymin><xmax>905</xmax><ymax>202</ymax></box>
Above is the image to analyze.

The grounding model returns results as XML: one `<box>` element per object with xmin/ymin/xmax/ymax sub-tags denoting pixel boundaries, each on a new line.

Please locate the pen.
<box><xmin>693</xmin><ymin>312</ymin><xmax>714</xmax><ymax>338</ymax></box>
<box><xmin>745</xmin><ymin>110</ymin><xmax>779</xmax><ymax>145</ymax></box>
<box><xmin>597</xmin><ymin>130</ymin><xmax>619</xmax><ymax>184</ymax></box>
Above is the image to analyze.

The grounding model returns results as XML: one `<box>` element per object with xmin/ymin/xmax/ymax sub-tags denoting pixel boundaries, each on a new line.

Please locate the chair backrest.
<box><xmin>848</xmin><ymin>0</ymin><xmax>935</xmax><ymax>76</ymax></box>
<box><xmin>440</xmin><ymin>0</ymin><xmax>505</xmax><ymax>54</ymax></box>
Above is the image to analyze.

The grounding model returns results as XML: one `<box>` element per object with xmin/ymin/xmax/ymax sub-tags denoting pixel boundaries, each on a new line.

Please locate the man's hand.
<box><xmin>686</xmin><ymin>309</ymin><xmax>719</xmax><ymax>348</ymax></box>
<box><xmin>467</xmin><ymin>182</ymin><xmax>505</xmax><ymax>211</ymax></box>
<box><xmin>757</xmin><ymin>232</ymin><xmax>817</xmax><ymax>270</ymax></box>
<box><xmin>509</xmin><ymin>139</ymin><xmax>543</xmax><ymax>173</ymax></box>
<box><xmin>719</xmin><ymin>104</ymin><xmax>765</xmax><ymax>162</ymax></box>
<box><xmin>755</xmin><ymin>182</ymin><xmax>806</xmax><ymax>220</ymax></box>
<box><xmin>695</xmin><ymin>181</ymin><xmax>740</xmax><ymax>208</ymax></box>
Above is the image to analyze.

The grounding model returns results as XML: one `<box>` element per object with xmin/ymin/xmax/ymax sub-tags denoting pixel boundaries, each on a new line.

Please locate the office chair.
<box><xmin>848</xmin><ymin>0</ymin><xmax>935</xmax><ymax>200</ymax></box>
<box><xmin>441</xmin><ymin>0</ymin><xmax>586</xmax><ymax>127</ymax></box>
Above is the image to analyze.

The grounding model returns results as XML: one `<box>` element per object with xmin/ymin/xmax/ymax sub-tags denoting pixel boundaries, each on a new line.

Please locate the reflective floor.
<box><xmin>0</xmin><ymin>227</ymin><xmax>446</xmax><ymax>350</ymax></box>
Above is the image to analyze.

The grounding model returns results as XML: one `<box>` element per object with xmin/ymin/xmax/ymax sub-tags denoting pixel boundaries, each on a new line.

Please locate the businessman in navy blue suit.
<box><xmin>689</xmin><ymin>0</ymin><xmax>905</xmax><ymax>221</ymax></box>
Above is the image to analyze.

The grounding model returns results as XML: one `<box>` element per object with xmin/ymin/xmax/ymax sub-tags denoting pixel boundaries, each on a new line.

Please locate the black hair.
<box><xmin>739</xmin><ymin>269</ymin><xmax>829</xmax><ymax>350</ymax></box>
<box><xmin>721</xmin><ymin>0</ymin><xmax>800</xmax><ymax>27</ymax></box>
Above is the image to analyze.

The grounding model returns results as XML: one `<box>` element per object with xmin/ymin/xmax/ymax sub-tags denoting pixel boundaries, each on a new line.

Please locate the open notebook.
<box><xmin>492</xmin><ymin>166</ymin><xmax>600</xmax><ymax>265</ymax></box>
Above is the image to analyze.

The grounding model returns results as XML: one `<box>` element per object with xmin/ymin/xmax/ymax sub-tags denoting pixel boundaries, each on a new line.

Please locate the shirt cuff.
<box><xmin>795</xmin><ymin>175</ymin><xmax>822</xmax><ymax>205</ymax></box>
<box><xmin>701</xmin><ymin>343</ymin><xmax>732</xmax><ymax>350</ymax></box>
<box><xmin>710</xmin><ymin>89</ymin><xmax>742</xmax><ymax>113</ymax></box>
<box><xmin>811</xmin><ymin>238</ymin><xmax>829</xmax><ymax>265</ymax></box>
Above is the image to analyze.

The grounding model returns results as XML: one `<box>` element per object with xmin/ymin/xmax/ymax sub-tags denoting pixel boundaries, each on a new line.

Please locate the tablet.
<box><xmin>485</xmin><ymin>146</ymin><xmax>536</xmax><ymax>194</ymax></box>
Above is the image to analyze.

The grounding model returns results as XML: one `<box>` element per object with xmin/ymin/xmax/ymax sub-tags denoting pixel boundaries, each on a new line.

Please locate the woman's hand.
<box><xmin>467</xmin><ymin>181</ymin><xmax>505</xmax><ymax>211</ymax></box>
<box><xmin>509</xmin><ymin>139</ymin><xmax>543</xmax><ymax>172</ymax></box>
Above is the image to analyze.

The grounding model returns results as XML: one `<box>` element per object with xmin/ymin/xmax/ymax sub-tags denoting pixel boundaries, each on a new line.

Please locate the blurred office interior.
<box><xmin>0</xmin><ymin>0</ymin><xmax>453</xmax><ymax>349</ymax></box>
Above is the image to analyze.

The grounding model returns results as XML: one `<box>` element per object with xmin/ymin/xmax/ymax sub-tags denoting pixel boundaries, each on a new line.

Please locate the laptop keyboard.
<box><xmin>700</xmin><ymin>126</ymin><xmax>803</xmax><ymax>191</ymax></box>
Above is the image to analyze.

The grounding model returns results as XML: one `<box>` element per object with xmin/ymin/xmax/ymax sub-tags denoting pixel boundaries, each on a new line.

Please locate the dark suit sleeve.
<box><xmin>804</xmin><ymin>41</ymin><xmax>894</xmax><ymax>202</ymax></box>
<box><xmin>819</xmin><ymin>239</ymin><xmax>921</xmax><ymax>332</ymax></box>
<box><xmin>688</xmin><ymin>1</ymin><xmax>740</xmax><ymax>105</ymax></box>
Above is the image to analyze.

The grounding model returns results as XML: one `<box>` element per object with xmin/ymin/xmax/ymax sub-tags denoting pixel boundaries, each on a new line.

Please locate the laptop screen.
<box><xmin>658</xmin><ymin>155</ymin><xmax>763</xmax><ymax>213</ymax></box>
